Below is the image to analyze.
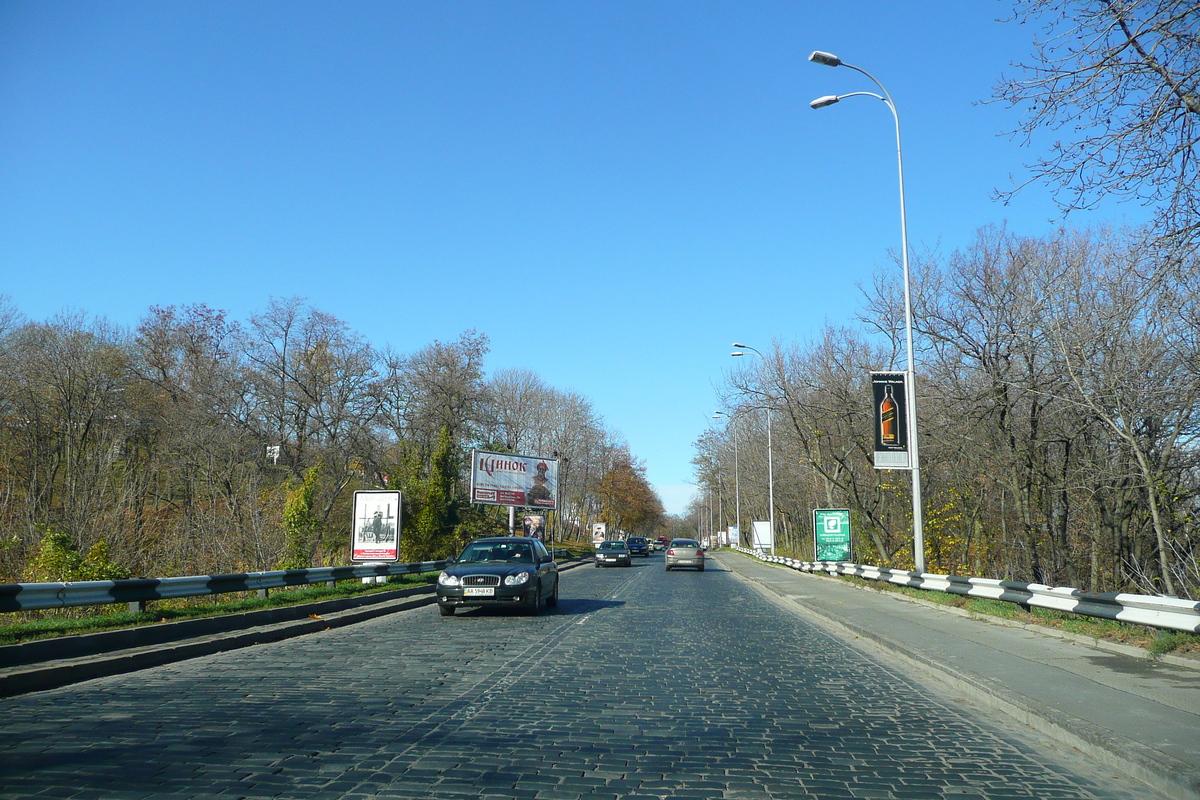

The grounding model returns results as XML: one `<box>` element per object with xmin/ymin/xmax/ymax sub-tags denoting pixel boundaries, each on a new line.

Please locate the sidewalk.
<box><xmin>711</xmin><ymin>550</ymin><xmax>1200</xmax><ymax>800</ymax></box>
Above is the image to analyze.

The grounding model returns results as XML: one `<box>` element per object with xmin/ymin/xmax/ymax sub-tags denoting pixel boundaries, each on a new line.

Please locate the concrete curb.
<box><xmin>714</xmin><ymin>551</ymin><xmax>1200</xmax><ymax>800</ymax></box>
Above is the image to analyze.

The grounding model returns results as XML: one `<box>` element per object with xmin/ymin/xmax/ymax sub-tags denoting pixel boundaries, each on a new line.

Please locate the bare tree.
<box><xmin>994</xmin><ymin>1</ymin><xmax>1200</xmax><ymax>247</ymax></box>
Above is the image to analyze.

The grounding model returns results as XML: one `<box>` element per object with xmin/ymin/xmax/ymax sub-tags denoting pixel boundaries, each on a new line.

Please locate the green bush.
<box><xmin>23</xmin><ymin>529</ymin><xmax>131</xmax><ymax>583</ymax></box>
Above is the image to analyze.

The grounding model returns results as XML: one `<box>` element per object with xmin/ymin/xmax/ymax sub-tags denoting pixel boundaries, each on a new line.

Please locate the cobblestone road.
<box><xmin>0</xmin><ymin>555</ymin><xmax>1161</xmax><ymax>799</ymax></box>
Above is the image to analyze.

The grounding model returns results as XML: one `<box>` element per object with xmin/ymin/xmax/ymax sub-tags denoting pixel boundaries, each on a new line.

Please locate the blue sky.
<box><xmin>0</xmin><ymin>2</ymin><xmax>1149</xmax><ymax>515</ymax></box>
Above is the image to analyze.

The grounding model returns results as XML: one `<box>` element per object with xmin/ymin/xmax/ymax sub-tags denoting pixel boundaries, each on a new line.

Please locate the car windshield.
<box><xmin>458</xmin><ymin>542</ymin><xmax>533</xmax><ymax>563</ymax></box>
<box><xmin>671</xmin><ymin>540</ymin><xmax>699</xmax><ymax>548</ymax></box>
<box><xmin>598</xmin><ymin>541</ymin><xmax>626</xmax><ymax>550</ymax></box>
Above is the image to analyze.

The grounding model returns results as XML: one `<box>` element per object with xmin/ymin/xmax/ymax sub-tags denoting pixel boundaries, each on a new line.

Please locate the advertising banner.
<box><xmin>522</xmin><ymin>514</ymin><xmax>546</xmax><ymax>539</ymax></box>
<box><xmin>871</xmin><ymin>371</ymin><xmax>911</xmax><ymax>470</ymax></box>
<box><xmin>729</xmin><ymin>525</ymin><xmax>740</xmax><ymax>547</ymax></box>
<box><xmin>813</xmin><ymin>509</ymin><xmax>852</xmax><ymax>562</ymax></box>
<box><xmin>469</xmin><ymin>450</ymin><xmax>559</xmax><ymax>509</ymax></box>
<box><xmin>592</xmin><ymin>522</ymin><xmax>607</xmax><ymax>546</ymax></box>
<box><xmin>351</xmin><ymin>490</ymin><xmax>401</xmax><ymax>562</ymax></box>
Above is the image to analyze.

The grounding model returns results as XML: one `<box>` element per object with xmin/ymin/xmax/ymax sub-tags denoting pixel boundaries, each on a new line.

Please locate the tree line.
<box><xmin>0</xmin><ymin>296</ymin><xmax>666</xmax><ymax>584</ymax></box>
<box><xmin>696</xmin><ymin>224</ymin><xmax>1199</xmax><ymax>598</ymax></box>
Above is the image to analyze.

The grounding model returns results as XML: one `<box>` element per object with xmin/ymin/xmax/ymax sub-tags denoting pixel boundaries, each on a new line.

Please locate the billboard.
<box><xmin>351</xmin><ymin>490</ymin><xmax>401</xmax><ymax>562</ymax></box>
<box><xmin>813</xmin><ymin>509</ymin><xmax>852</xmax><ymax>562</ymax></box>
<box><xmin>469</xmin><ymin>450</ymin><xmax>559</xmax><ymax>509</ymax></box>
<box><xmin>871</xmin><ymin>371</ymin><xmax>911</xmax><ymax>470</ymax></box>
<box><xmin>729</xmin><ymin>525</ymin><xmax>740</xmax><ymax>547</ymax></box>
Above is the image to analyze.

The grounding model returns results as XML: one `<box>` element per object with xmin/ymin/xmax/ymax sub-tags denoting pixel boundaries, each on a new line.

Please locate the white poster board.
<box><xmin>751</xmin><ymin>520</ymin><xmax>773</xmax><ymax>552</ymax></box>
<box><xmin>351</xmin><ymin>490</ymin><xmax>401</xmax><ymax>562</ymax></box>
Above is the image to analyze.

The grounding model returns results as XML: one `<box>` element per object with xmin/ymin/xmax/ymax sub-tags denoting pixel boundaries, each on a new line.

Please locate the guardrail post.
<box><xmin>128</xmin><ymin>601</ymin><xmax>146</xmax><ymax>613</ymax></box>
<box><xmin>257</xmin><ymin>588</ymin><xmax>269</xmax><ymax>599</ymax></box>
<box><xmin>326</xmin><ymin>580</ymin><xmax>336</xmax><ymax>588</ymax></box>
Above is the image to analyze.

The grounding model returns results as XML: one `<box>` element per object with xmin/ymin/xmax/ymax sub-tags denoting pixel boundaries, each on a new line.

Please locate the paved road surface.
<box><xmin>0</xmin><ymin>553</ymin><xmax>1164</xmax><ymax>799</ymax></box>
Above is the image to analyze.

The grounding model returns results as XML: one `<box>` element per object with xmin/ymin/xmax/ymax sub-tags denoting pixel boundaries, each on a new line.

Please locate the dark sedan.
<box><xmin>626</xmin><ymin>537</ymin><xmax>650</xmax><ymax>557</ymax></box>
<box><xmin>594</xmin><ymin>540</ymin><xmax>632</xmax><ymax>567</ymax></box>
<box><xmin>436</xmin><ymin>537</ymin><xmax>559</xmax><ymax>616</ymax></box>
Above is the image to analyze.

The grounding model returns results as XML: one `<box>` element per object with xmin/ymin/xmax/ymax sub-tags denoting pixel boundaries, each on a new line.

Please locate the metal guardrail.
<box><xmin>734</xmin><ymin>547</ymin><xmax>1200</xmax><ymax>634</ymax></box>
<box><xmin>0</xmin><ymin>560</ymin><xmax>450</xmax><ymax>613</ymax></box>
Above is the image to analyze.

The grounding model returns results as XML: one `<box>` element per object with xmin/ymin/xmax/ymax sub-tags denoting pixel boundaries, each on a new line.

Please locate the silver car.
<box><xmin>664</xmin><ymin>538</ymin><xmax>705</xmax><ymax>571</ymax></box>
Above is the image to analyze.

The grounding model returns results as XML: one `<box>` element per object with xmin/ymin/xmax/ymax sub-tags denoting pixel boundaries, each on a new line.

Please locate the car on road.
<box><xmin>436</xmin><ymin>537</ymin><xmax>559</xmax><ymax>616</ymax></box>
<box><xmin>665</xmin><ymin>538</ymin><xmax>705</xmax><ymax>571</ymax></box>
<box><xmin>594</xmin><ymin>540</ymin><xmax>632</xmax><ymax>568</ymax></box>
<box><xmin>626</xmin><ymin>537</ymin><xmax>650</xmax><ymax>557</ymax></box>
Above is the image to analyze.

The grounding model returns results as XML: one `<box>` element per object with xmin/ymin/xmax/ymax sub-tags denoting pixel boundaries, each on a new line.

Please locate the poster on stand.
<box><xmin>351</xmin><ymin>490</ymin><xmax>401</xmax><ymax>562</ymax></box>
<box><xmin>813</xmin><ymin>509</ymin><xmax>852</xmax><ymax>562</ymax></box>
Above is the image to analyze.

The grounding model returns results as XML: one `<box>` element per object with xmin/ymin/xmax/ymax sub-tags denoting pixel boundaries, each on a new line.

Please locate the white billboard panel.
<box><xmin>751</xmin><ymin>520</ymin><xmax>773</xmax><ymax>552</ymax></box>
<box><xmin>469</xmin><ymin>450</ymin><xmax>559</xmax><ymax>509</ymax></box>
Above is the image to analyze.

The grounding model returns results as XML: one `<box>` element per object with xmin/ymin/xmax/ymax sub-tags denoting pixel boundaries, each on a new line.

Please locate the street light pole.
<box><xmin>808</xmin><ymin>50</ymin><xmax>926</xmax><ymax>573</ymax></box>
<box><xmin>730</xmin><ymin>344</ymin><xmax>775</xmax><ymax>557</ymax></box>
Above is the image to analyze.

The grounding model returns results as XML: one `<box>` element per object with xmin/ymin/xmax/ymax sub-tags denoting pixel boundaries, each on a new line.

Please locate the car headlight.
<box><xmin>438</xmin><ymin>573</ymin><xmax>460</xmax><ymax>586</ymax></box>
<box><xmin>504</xmin><ymin>571</ymin><xmax>531</xmax><ymax>586</ymax></box>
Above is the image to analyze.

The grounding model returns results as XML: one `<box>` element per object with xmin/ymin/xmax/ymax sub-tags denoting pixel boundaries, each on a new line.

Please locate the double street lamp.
<box><xmin>808</xmin><ymin>50</ymin><xmax>925</xmax><ymax>573</ymax></box>
<box><xmin>730</xmin><ymin>343</ymin><xmax>775</xmax><ymax>557</ymax></box>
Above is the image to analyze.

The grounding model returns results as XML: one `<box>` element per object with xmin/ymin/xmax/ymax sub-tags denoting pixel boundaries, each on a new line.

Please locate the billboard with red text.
<box><xmin>469</xmin><ymin>449</ymin><xmax>559</xmax><ymax>509</ymax></box>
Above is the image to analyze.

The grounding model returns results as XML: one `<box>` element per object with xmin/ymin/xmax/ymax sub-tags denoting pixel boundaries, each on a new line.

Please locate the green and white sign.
<box><xmin>813</xmin><ymin>509</ymin><xmax>852</xmax><ymax>562</ymax></box>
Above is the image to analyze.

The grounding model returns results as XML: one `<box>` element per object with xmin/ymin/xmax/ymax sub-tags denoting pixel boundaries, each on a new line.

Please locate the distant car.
<box><xmin>594</xmin><ymin>540</ymin><xmax>632</xmax><ymax>568</ymax></box>
<box><xmin>665</xmin><ymin>538</ymin><xmax>705</xmax><ymax>572</ymax></box>
<box><xmin>626</xmin><ymin>537</ymin><xmax>650</xmax><ymax>557</ymax></box>
<box><xmin>649</xmin><ymin>539</ymin><xmax>664</xmax><ymax>551</ymax></box>
<box><xmin>436</xmin><ymin>537</ymin><xmax>559</xmax><ymax>616</ymax></box>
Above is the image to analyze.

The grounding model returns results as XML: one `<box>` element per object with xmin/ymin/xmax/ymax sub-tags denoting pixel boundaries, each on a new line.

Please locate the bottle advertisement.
<box><xmin>871</xmin><ymin>371</ymin><xmax>910</xmax><ymax>470</ymax></box>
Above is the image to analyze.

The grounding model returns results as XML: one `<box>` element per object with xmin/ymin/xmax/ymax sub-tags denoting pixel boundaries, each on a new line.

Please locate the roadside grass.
<box><xmin>835</xmin><ymin>573</ymin><xmax>1200</xmax><ymax>658</ymax></box>
<box><xmin>0</xmin><ymin>572</ymin><xmax>438</xmax><ymax>646</ymax></box>
<box><xmin>0</xmin><ymin>546</ymin><xmax>590</xmax><ymax>647</ymax></box>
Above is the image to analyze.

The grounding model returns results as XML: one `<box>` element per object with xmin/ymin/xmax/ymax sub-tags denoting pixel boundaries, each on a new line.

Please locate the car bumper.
<box><xmin>436</xmin><ymin>586</ymin><xmax>534</xmax><ymax>608</ymax></box>
<box><xmin>594</xmin><ymin>557</ymin><xmax>631</xmax><ymax>567</ymax></box>
<box><xmin>666</xmin><ymin>558</ymin><xmax>703</xmax><ymax>568</ymax></box>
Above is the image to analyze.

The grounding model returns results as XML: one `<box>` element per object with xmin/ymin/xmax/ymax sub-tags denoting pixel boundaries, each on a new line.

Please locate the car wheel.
<box><xmin>439</xmin><ymin>604</ymin><xmax>455</xmax><ymax>616</ymax></box>
<box><xmin>665</xmin><ymin>565</ymin><xmax>672</xmax><ymax>571</ymax></box>
<box><xmin>698</xmin><ymin>565</ymin><xmax>705</xmax><ymax>572</ymax></box>
<box><xmin>545</xmin><ymin>577</ymin><xmax>559</xmax><ymax>608</ymax></box>
<box><xmin>527</xmin><ymin>584</ymin><xmax>542</xmax><ymax>615</ymax></box>
<box><xmin>594</xmin><ymin>562</ymin><xmax>600</xmax><ymax>568</ymax></box>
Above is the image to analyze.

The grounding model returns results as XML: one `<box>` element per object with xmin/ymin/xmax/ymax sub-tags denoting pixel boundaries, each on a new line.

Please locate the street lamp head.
<box><xmin>732</xmin><ymin>342</ymin><xmax>745</xmax><ymax>348</ymax></box>
<box><xmin>809</xmin><ymin>50</ymin><xmax>842</xmax><ymax>67</ymax></box>
<box><xmin>810</xmin><ymin>95</ymin><xmax>841</xmax><ymax>109</ymax></box>
<box><xmin>730</xmin><ymin>352</ymin><xmax>744</xmax><ymax>357</ymax></box>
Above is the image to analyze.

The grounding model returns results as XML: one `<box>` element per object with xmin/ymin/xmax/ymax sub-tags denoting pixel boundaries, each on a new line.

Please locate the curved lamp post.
<box><xmin>730</xmin><ymin>344</ymin><xmax>775</xmax><ymax>557</ymax></box>
<box><xmin>808</xmin><ymin>50</ymin><xmax>925</xmax><ymax>573</ymax></box>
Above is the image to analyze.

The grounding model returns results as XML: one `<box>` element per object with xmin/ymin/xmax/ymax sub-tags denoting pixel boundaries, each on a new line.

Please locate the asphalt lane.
<box><xmin>0</xmin><ymin>554</ymin><xmax>1165</xmax><ymax>799</ymax></box>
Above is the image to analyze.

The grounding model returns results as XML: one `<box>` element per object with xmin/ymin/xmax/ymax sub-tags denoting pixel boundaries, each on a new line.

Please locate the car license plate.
<box><xmin>464</xmin><ymin>587</ymin><xmax>495</xmax><ymax>596</ymax></box>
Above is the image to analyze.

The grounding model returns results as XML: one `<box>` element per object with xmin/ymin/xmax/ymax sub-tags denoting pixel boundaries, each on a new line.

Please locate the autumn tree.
<box><xmin>594</xmin><ymin>450</ymin><xmax>665</xmax><ymax>536</ymax></box>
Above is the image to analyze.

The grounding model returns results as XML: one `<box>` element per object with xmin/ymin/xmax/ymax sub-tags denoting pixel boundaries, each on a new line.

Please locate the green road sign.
<box><xmin>813</xmin><ymin>509</ymin><xmax>852</xmax><ymax>562</ymax></box>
